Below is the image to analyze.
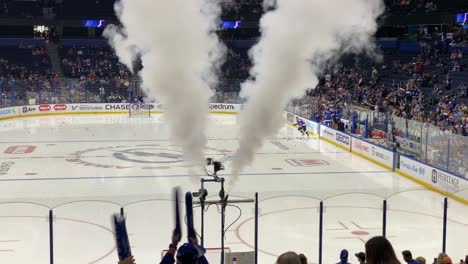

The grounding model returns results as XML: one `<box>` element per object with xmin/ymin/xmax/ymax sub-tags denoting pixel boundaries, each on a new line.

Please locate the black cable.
<box><xmin>205</xmin><ymin>203</ymin><xmax>212</xmax><ymax>213</ymax></box>
<box><xmin>198</xmin><ymin>203</ymin><xmax>243</xmax><ymax>239</ymax></box>
<box><xmin>223</xmin><ymin>204</ymin><xmax>242</xmax><ymax>237</ymax></box>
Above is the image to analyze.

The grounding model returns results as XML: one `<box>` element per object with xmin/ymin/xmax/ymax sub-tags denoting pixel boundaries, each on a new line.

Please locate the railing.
<box><xmin>0</xmin><ymin>190</ymin><xmax>466</xmax><ymax>264</ymax></box>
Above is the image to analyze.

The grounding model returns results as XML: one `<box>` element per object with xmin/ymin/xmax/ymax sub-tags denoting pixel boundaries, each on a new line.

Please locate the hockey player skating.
<box><xmin>295</xmin><ymin>117</ymin><xmax>309</xmax><ymax>138</ymax></box>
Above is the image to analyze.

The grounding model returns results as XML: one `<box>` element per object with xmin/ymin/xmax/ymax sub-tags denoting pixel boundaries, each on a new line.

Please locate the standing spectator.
<box><xmin>435</xmin><ymin>254</ymin><xmax>448</xmax><ymax>264</ymax></box>
<box><xmin>277</xmin><ymin>252</ymin><xmax>308</xmax><ymax>264</ymax></box>
<box><xmin>403</xmin><ymin>250</ymin><xmax>421</xmax><ymax>264</ymax></box>
<box><xmin>444</xmin><ymin>74</ymin><xmax>452</xmax><ymax>91</ymax></box>
<box><xmin>170</xmin><ymin>243</ymin><xmax>208</xmax><ymax>264</ymax></box>
<box><xmin>355</xmin><ymin>252</ymin><xmax>366</xmax><ymax>264</ymax></box>
<box><xmin>99</xmin><ymin>85</ymin><xmax>106</xmax><ymax>102</ymax></box>
<box><xmin>160</xmin><ymin>233</ymin><xmax>208</xmax><ymax>264</ymax></box>
<box><xmin>416</xmin><ymin>257</ymin><xmax>426</xmax><ymax>264</ymax></box>
<box><xmin>160</xmin><ymin>234</ymin><xmax>208</xmax><ymax>264</ymax></box>
<box><xmin>416</xmin><ymin>61</ymin><xmax>424</xmax><ymax>75</ymax></box>
<box><xmin>338</xmin><ymin>249</ymin><xmax>351</xmax><ymax>264</ymax></box>
<box><xmin>442</xmin><ymin>257</ymin><xmax>453</xmax><ymax>264</ymax></box>
<box><xmin>365</xmin><ymin>236</ymin><xmax>400</xmax><ymax>264</ymax></box>
<box><xmin>338</xmin><ymin>118</ymin><xmax>345</xmax><ymax>132</ymax></box>
<box><xmin>372</xmin><ymin>67</ymin><xmax>378</xmax><ymax>80</ymax></box>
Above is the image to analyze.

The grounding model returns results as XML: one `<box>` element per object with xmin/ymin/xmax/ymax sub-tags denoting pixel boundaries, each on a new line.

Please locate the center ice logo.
<box><xmin>112</xmin><ymin>148</ymin><xmax>183</xmax><ymax>164</ymax></box>
<box><xmin>67</xmin><ymin>145</ymin><xmax>230</xmax><ymax>170</ymax></box>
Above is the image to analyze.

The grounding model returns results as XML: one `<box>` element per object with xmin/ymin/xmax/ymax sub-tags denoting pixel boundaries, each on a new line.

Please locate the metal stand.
<box><xmin>318</xmin><ymin>201</ymin><xmax>323</xmax><ymax>264</ymax></box>
<box><xmin>197</xmin><ymin>176</ymin><xmax>226</xmax><ymax>247</ymax></box>
<box><xmin>49</xmin><ymin>210</ymin><xmax>54</xmax><ymax>264</ymax></box>
<box><xmin>192</xmin><ymin>159</ymin><xmax>255</xmax><ymax>264</ymax></box>
<box><xmin>442</xmin><ymin>197</ymin><xmax>448</xmax><ymax>253</ymax></box>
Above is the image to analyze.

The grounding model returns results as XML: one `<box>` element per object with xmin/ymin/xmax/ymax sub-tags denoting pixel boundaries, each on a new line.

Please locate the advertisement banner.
<box><xmin>21</xmin><ymin>104</ymin><xmax>78</xmax><ymax>115</ymax></box>
<box><xmin>394</xmin><ymin>136</ymin><xmax>420</xmax><ymax>154</ymax></box>
<box><xmin>399</xmin><ymin>156</ymin><xmax>466</xmax><ymax>193</ymax></box>
<box><xmin>105</xmin><ymin>103</ymin><xmax>141</xmax><ymax>112</ymax></box>
<box><xmin>352</xmin><ymin>138</ymin><xmax>394</xmax><ymax>169</ymax></box>
<box><xmin>320</xmin><ymin>126</ymin><xmax>351</xmax><ymax>150</ymax></box>
<box><xmin>3</xmin><ymin>103</ymin><xmax>240</xmax><ymax>118</ymax></box>
<box><xmin>70</xmin><ymin>104</ymin><xmax>105</xmax><ymax>112</ymax></box>
<box><xmin>19</xmin><ymin>103</ymin><xmax>126</xmax><ymax>116</ymax></box>
<box><xmin>104</xmin><ymin>103</ymin><xmax>160</xmax><ymax>112</ymax></box>
<box><xmin>209</xmin><ymin>103</ymin><xmax>241</xmax><ymax>113</ymax></box>
<box><xmin>0</xmin><ymin>107</ymin><xmax>18</xmax><ymax>119</ymax></box>
<box><xmin>21</xmin><ymin>106</ymin><xmax>38</xmax><ymax>114</ymax></box>
<box><xmin>39</xmin><ymin>104</ymin><xmax>51</xmax><ymax>112</ymax></box>
<box><xmin>370</xmin><ymin>131</ymin><xmax>386</xmax><ymax>139</ymax></box>
<box><xmin>53</xmin><ymin>104</ymin><xmax>67</xmax><ymax>111</ymax></box>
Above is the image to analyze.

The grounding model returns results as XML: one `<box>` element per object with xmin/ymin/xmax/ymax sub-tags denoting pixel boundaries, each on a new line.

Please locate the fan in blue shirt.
<box><xmin>402</xmin><ymin>250</ymin><xmax>421</xmax><ymax>264</ymax></box>
<box><xmin>337</xmin><ymin>249</ymin><xmax>351</xmax><ymax>264</ymax></box>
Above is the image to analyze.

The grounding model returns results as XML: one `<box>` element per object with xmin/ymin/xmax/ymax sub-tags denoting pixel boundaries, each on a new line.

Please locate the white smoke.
<box><xmin>103</xmin><ymin>25</ymin><xmax>138</xmax><ymax>73</ymax></box>
<box><xmin>231</xmin><ymin>0</ymin><xmax>384</xmax><ymax>184</ymax></box>
<box><xmin>104</xmin><ymin>0</ymin><xmax>225</xmax><ymax>166</ymax></box>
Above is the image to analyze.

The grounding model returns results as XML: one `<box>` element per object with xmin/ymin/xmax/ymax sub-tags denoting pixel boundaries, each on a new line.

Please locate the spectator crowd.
<box><xmin>116</xmin><ymin>234</ymin><xmax>467</xmax><ymax>264</ymax></box>
<box><xmin>0</xmin><ymin>37</ymin><xmax>467</xmax><ymax>138</ymax></box>
<box><xmin>305</xmin><ymin>44</ymin><xmax>468</xmax><ymax>137</ymax></box>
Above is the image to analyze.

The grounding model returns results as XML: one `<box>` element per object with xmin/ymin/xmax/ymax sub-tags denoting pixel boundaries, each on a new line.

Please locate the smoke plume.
<box><xmin>231</xmin><ymin>0</ymin><xmax>384</xmax><ymax>184</ymax></box>
<box><xmin>104</xmin><ymin>0</ymin><xmax>224</xmax><ymax>166</ymax></box>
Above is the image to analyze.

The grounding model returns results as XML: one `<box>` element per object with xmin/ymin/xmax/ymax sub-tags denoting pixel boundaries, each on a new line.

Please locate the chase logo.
<box><xmin>418</xmin><ymin>167</ymin><xmax>425</xmax><ymax>176</ymax></box>
<box><xmin>336</xmin><ymin>133</ymin><xmax>350</xmax><ymax>145</ymax></box>
<box><xmin>431</xmin><ymin>169</ymin><xmax>437</xmax><ymax>183</ymax></box>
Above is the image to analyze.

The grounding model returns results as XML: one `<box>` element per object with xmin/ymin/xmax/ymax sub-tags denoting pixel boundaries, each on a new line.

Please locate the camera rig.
<box><xmin>191</xmin><ymin>158</ymin><xmax>256</xmax><ymax>264</ymax></box>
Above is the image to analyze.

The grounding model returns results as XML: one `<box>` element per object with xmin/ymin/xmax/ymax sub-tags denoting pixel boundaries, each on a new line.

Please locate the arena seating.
<box><xmin>0</xmin><ymin>36</ymin><xmax>466</xmax><ymax>136</ymax></box>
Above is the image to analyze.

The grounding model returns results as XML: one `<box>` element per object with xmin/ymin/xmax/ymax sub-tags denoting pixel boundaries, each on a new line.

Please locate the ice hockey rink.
<box><xmin>0</xmin><ymin>113</ymin><xmax>466</xmax><ymax>264</ymax></box>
